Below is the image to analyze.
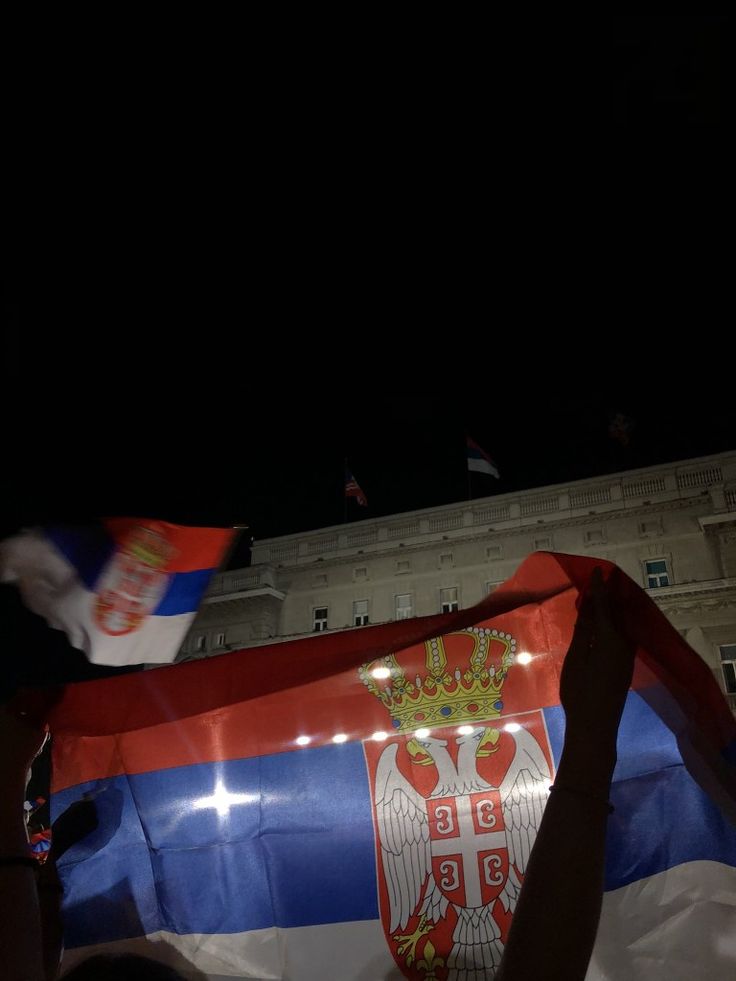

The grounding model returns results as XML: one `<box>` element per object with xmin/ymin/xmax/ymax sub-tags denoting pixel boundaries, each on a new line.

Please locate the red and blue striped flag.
<box><xmin>345</xmin><ymin>469</ymin><xmax>368</xmax><ymax>507</ymax></box>
<box><xmin>466</xmin><ymin>436</ymin><xmax>500</xmax><ymax>479</ymax></box>
<box><xmin>47</xmin><ymin>554</ymin><xmax>736</xmax><ymax>979</ymax></box>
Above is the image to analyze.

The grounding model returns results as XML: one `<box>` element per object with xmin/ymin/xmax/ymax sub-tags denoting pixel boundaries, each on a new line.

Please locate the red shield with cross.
<box><xmin>427</xmin><ymin>790</ymin><xmax>509</xmax><ymax>908</ymax></box>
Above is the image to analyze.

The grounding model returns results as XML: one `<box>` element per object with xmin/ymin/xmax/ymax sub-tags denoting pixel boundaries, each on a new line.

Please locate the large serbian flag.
<box><xmin>0</xmin><ymin>519</ymin><xmax>234</xmax><ymax>666</ymax></box>
<box><xmin>45</xmin><ymin>554</ymin><xmax>736</xmax><ymax>980</ymax></box>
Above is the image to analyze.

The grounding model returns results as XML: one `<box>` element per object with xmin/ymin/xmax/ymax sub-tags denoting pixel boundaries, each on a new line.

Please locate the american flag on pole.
<box><xmin>345</xmin><ymin>468</ymin><xmax>368</xmax><ymax>507</ymax></box>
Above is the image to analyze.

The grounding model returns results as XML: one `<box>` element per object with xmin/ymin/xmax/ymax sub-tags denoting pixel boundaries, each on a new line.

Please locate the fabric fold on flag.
<box><xmin>0</xmin><ymin>519</ymin><xmax>234</xmax><ymax>666</ymax></box>
<box><xmin>466</xmin><ymin>435</ymin><xmax>500</xmax><ymax>479</ymax></box>
<box><xmin>43</xmin><ymin>554</ymin><xmax>736</xmax><ymax>980</ymax></box>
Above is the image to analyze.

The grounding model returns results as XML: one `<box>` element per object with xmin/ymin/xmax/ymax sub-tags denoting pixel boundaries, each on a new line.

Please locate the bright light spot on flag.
<box><xmin>371</xmin><ymin>731</ymin><xmax>388</xmax><ymax>741</ymax></box>
<box><xmin>516</xmin><ymin>652</ymin><xmax>533</xmax><ymax>665</ymax></box>
<box><xmin>295</xmin><ymin>735</ymin><xmax>311</xmax><ymax>746</ymax></box>
<box><xmin>192</xmin><ymin>779</ymin><xmax>254</xmax><ymax>818</ymax></box>
<box><xmin>371</xmin><ymin>666</ymin><xmax>391</xmax><ymax>679</ymax></box>
<box><xmin>457</xmin><ymin>725</ymin><xmax>474</xmax><ymax>735</ymax></box>
<box><xmin>415</xmin><ymin>728</ymin><xmax>431</xmax><ymax>739</ymax></box>
<box><xmin>332</xmin><ymin>733</ymin><xmax>348</xmax><ymax>743</ymax></box>
<box><xmin>544</xmin><ymin>779</ymin><xmax>553</xmax><ymax>793</ymax></box>
<box><xmin>504</xmin><ymin>722</ymin><xmax>522</xmax><ymax>733</ymax></box>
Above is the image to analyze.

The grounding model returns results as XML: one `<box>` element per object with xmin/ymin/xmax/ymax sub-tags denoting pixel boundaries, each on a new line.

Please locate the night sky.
<box><xmin>605</xmin><ymin>15</ymin><xmax>727</xmax><ymax>124</ymax></box>
<box><xmin>2</xmin><ymin>16</ymin><xmax>731</xmax><ymax>686</ymax></box>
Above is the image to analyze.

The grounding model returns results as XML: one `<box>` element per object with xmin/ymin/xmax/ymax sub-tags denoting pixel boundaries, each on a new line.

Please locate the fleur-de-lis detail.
<box><xmin>417</xmin><ymin>938</ymin><xmax>445</xmax><ymax>980</ymax></box>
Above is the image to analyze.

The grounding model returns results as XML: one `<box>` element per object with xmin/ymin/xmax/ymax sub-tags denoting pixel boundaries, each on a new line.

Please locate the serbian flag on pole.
<box><xmin>0</xmin><ymin>519</ymin><xmax>234</xmax><ymax>666</ymax></box>
<box><xmin>466</xmin><ymin>436</ymin><xmax>500</xmax><ymax>479</ymax></box>
<box><xmin>345</xmin><ymin>468</ymin><xmax>368</xmax><ymax>507</ymax></box>
<box><xmin>45</xmin><ymin>554</ymin><xmax>736</xmax><ymax>980</ymax></box>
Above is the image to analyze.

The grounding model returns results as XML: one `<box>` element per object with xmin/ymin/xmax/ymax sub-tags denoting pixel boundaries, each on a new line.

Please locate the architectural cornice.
<box><xmin>245</xmin><ymin>498</ymin><xmax>713</xmax><ymax>576</ymax></box>
<box><xmin>650</xmin><ymin>578</ymin><xmax>736</xmax><ymax>616</ymax></box>
<box><xmin>250</xmin><ymin>451</ymin><xmax>736</xmax><ymax>571</ymax></box>
<box><xmin>204</xmin><ymin>586</ymin><xmax>285</xmax><ymax>605</ymax></box>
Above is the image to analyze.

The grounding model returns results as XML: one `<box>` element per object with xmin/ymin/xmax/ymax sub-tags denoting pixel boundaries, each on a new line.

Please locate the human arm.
<box><xmin>497</xmin><ymin>568</ymin><xmax>635</xmax><ymax>981</ymax></box>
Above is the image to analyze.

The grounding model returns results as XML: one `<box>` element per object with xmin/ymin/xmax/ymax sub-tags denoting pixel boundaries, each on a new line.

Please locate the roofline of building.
<box><xmin>252</xmin><ymin>449</ymin><xmax>736</xmax><ymax>546</ymax></box>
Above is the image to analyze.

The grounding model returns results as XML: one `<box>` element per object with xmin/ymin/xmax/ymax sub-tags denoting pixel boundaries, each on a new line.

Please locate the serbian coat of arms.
<box><xmin>360</xmin><ymin>627</ymin><xmax>554</xmax><ymax>980</ymax></box>
<box><xmin>94</xmin><ymin>522</ymin><xmax>174</xmax><ymax>636</ymax></box>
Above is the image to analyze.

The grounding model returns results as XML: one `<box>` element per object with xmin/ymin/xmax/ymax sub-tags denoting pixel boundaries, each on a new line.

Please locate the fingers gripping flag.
<box><xmin>0</xmin><ymin>519</ymin><xmax>235</xmax><ymax>666</ymax></box>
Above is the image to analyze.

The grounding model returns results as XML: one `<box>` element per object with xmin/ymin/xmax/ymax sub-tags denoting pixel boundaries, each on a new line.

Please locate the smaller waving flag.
<box><xmin>29</xmin><ymin>828</ymin><xmax>52</xmax><ymax>863</ymax></box>
<box><xmin>345</xmin><ymin>468</ymin><xmax>368</xmax><ymax>507</ymax></box>
<box><xmin>466</xmin><ymin>435</ymin><xmax>500</xmax><ymax>479</ymax></box>
<box><xmin>0</xmin><ymin>518</ymin><xmax>235</xmax><ymax>666</ymax></box>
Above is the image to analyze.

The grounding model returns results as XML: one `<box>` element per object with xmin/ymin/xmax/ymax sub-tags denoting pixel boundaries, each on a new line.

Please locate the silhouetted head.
<box><xmin>62</xmin><ymin>953</ymin><xmax>187</xmax><ymax>980</ymax></box>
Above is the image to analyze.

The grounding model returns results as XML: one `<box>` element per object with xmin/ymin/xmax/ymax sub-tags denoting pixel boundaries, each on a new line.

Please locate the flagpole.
<box><xmin>343</xmin><ymin>457</ymin><xmax>348</xmax><ymax>524</ymax></box>
<box><xmin>466</xmin><ymin>436</ymin><xmax>472</xmax><ymax>501</ymax></box>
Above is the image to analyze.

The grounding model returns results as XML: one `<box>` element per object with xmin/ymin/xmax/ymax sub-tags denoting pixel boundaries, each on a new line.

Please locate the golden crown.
<box><xmin>359</xmin><ymin>627</ymin><xmax>515</xmax><ymax>734</ymax></box>
<box><xmin>125</xmin><ymin>525</ymin><xmax>175</xmax><ymax>570</ymax></box>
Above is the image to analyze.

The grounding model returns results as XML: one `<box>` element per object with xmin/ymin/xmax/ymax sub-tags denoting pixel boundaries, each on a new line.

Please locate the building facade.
<box><xmin>181</xmin><ymin>451</ymin><xmax>736</xmax><ymax>712</ymax></box>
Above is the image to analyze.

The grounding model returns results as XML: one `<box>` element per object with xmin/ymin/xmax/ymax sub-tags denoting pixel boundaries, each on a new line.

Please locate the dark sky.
<box><xmin>605</xmin><ymin>15</ymin><xmax>727</xmax><ymax>124</ymax></box>
<box><xmin>4</xmin><ymin>309</ymin><xmax>733</xmax><ymax>550</ymax></box>
<box><xmin>2</xmin><ymin>16</ymin><xmax>732</xmax><ymax>685</ymax></box>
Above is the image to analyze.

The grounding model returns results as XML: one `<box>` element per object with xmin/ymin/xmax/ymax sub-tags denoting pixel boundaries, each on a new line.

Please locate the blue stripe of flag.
<box><xmin>152</xmin><ymin>568</ymin><xmax>216</xmax><ymax>616</ymax></box>
<box><xmin>52</xmin><ymin>743</ymin><xmax>379</xmax><ymax>947</ymax></box>
<box><xmin>52</xmin><ymin>693</ymin><xmax>736</xmax><ymax>948</ymax></box>
<box><xmin>45</xmin><ymin>525</ymin><xmax>115</xmax><ymax>591</ymax></box>
<box><xmin>543</xmin><ymin>694</ymin><xmax>736</xmax><ymax>889</ymax></box>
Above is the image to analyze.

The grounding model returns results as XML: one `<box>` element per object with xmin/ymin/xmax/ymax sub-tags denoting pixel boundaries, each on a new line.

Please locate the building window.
<box><xmin>195</xmin><ymin>635</ymin><xmax>206</xmax><ymax>652</ymax></box>
<box><xmin>639</xmin><ymin>519</ymin><xmax>663</xmax><ymax>538</ymax></box>
<box><xmin>644</xmin><ymin>559</ymin><xmax>670</xmax><ymax>588</ymax></box>
<box><xmin>353</xmin><ymin>599</ymin><xmax>369</xmax><ymax>626</ymax></box>
<box><xmin>396</xmin><ymin>560</ymin><xmax>411</xmax><ymax>574</ymax></box>
<box><xmin>486</xmin><ymin>545</ymin><xmax>502</xmax><ymax>560</ymax></box>
<box><xmin>214</xmin><ymin>632</ymin><xmax>226</xmax><ymax>648</ymax></box>
<box><xmin>584</xmin><ymin>529</ymin><xmax>606</xmax><ymax>545</ymax></box>
<box><xmin>312</xmin><ymin>573</ymin><xmax>328</xmax><ymax>587</ymax></box>
<box><xmin>313</xmin><ymin>607</ymin><xmax>328</xmax><ymax>632</ymax></box>
<box><xmin>440</xmin><ymin>587</ymin><xmax>459</xmax><ymax>613</ymax></box>
<box><xmin>486</xmin><ymin>581</ymin><xmax>502</xmax><ymax>595</ymax></box>
<box><xmin>439</xmin><ymin>553</ymin><xmax>453</xmax><ymax>569</ymax></box>
<box><xmin>720</xmin><ymin>645</ymin><xmax>736</xmax><ymax>695</ymax></box>
<box><xmin>533</xmin><ymin>536</ymin><xmax>553</xmax><ymax>551</ymax></box>
<box><xmin>395</xmin><ymin>594</ymin><xmax>413</xmax><ymax>620</ymax></box>
<box><xmin>354</xmin><ymin>567</ymin><xmax>368</xmax><ymax>581</ymax></box>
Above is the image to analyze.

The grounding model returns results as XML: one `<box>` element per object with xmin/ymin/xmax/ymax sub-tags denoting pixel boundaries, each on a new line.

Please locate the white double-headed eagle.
<box><xmin>374</xmin><ymin>723</ymin><xmax>550</xmax><ymax>979</ymax></box>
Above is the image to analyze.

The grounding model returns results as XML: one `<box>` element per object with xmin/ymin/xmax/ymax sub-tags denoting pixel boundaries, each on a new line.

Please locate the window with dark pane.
<box><xmin>440</xmin><ymin>587</ymin><xmax>459</xmax><ymax>613</ymax></box>
<box><xmin>353</xmin><ymin>599</ymin><xmax>369</xmax><ymax>627</ymax></box>
<box><xmin>645</xmin><ymin>559</ymin><xmax>670</xmax><ymax>588</ymax></box>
